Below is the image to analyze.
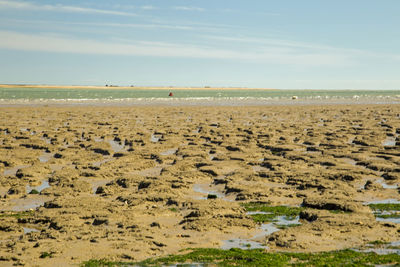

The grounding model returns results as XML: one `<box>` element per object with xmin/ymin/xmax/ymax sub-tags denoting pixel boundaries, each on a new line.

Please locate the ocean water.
<box><xmin>0</xmin><ymin>87</ymin><xmax>399</xmax><ymax>106</ymax></box>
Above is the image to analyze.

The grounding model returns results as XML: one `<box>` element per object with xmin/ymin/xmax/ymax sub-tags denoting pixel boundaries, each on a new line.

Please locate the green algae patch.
<box><xmin>368</xmin><ymin>203</ymin><xmax>400</xmax><ymax>219</ymax></box>
<box><xmin>81</xmin><ymin>248</ymin><xmax>400</xmax><ymax>267</ymax></box>
<box><xmin>368</xmin><ymin>203</ymin><xmax>400</xmax><ymax>211</ymax></box>
<box><xmin>242</xmin><ymin>203</ymin><xmax>304</xmax><ymax>223</ymax></box>
<box><xmin>0</xmin><ymin>210</ymin><xmax>34</xmax><ymax>219</ymax></box>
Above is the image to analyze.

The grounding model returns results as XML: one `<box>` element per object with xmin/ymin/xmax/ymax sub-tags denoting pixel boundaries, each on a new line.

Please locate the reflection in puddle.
<box><xmin>340</xmin><ymin>157</ymin><xmax>357</xmax><ymax>166</ymax></box>
<box><xmin>252</xmin><ymin>166</ymin><xmax>270</xmax><ymax>172</ymax></box>
<box><xmin>93</xmin><ymin>157</ymin><xmax>113</xmax><ymax>167</ymax></box>
<box><xmin>26</xmin><ymin>180</ymin><xmax>50</xmax><ymax>194</ymax></box>
<box><xmin>23</xmin><ymin>227</ymin><xmax>39</xmax><ymax>234</ymax></box>
<box><xmin>376</xmin><ymin>179</ymin><xmax>398</xmax><ymax>189</ymax></box>
<box><xmin>41</xmin><ymin>137</ymin><xmax>51</xmax><ymax>144</ymax></box>
<box><xmin>221</xmin><ymin>215</ymin><xmax>300</xmax><ymax>250</ymax></box>
<box><xmin>108</xmin><ymin>140</ymin><xmax>125</xmax><ymax>153</ymax></box>
<box><xmin>383</xmin><ymin>137</ymin><xmax>396</xmax><ymax>147</ymax></box>
<box><xmin>354</xmin><ymin>241</ymin><xmax>400</xmax><ymax>255</ymax></box>
<box><xmin>3</xmin><ymin>165</ymin><xmax>30</xmax><ymax>176</ymax></box>
<box><xmin>150</xmin><ymin>134</ymin><xmax>162</xmax><ymax>143</ymax></box>
<box><xmin>160</xmin><ymin>148</ymin><xmax>177</xmax><ymax>156</ymax></box>
<box><xmin>11</xmin><ymin>195</ymin><xmax>51</xmax><ymax>211</ymax></box>
<box><xmin>92</xmin><ymin>180</ymin><xmax>109</xmax><ymax>194</ymax></box>
<box><xmin>221</xmin><ymin>239</ymin><xmax>267</xmax><ymax>250</ymax></box>
<box><xmin>193</xmin><ymin>183</ymin><xmax>228</xmax><ymax>200</ymax></box>
<box><xmin>366</xmin><ymin>199</ymin><xmax>400</xmax><ymax>204</ymax></box>
<box><xmin>39</xmin><ymin>152</ymin><xmax>53</xmax><ymax>163</ymax></box>
<box><xmin>376</xmin><ymin>216</ymin><xmax>400</xmax><ymax>224</ymax></box>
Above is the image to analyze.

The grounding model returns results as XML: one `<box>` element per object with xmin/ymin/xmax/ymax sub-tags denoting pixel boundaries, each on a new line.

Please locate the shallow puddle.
<box><xmin>94</xmin><ymin>137</ymin><xmax>103</xmax><ymax>142</ymax></box>
<box><xmin>160</xmin><ymin>148</ymin><xmax>177</xmax><ymax>156</ymax></box>
<box><xmin>340</xmin><ymin>157</ymin><xmax>357</xmax><ymax>166</ymax></box>
<box><xmin>383</xmin><ymin>137</ymin><xmax>397</xmax><ymax>146</ymax></box>
<box><xmin>366</xmin><ymin>199</ymin><xmax>400</xmax><ymax>204</ymax></box>
<box><xmin>26</xmin><ymin>180</ymin><xmax>50</xmax><ymax>194</ymax></box>
<box><xmin>108</xmin><ymin>140</ymin><xmax>125</xmax><ymax>153</ymax></box>
<box><xmin>150</xmin><ymin>134</ymin><xmax>162</xmax><ymax>143</ymax></box>
<box><xmin>91</xmin><ymin>180</ymin><xmax>109</xmax><ymax>194</ymax></box>
<box><xmin>23</xmin><ymin>227</ymin><xmax>39</xmax><ymax>234</ymax></box>
<box><xmin>221</xmin><ymin>239</ymin><xmax>267</xmax><ymax>250</ymax></box>
<box><xmin>41</xmin><ymin>137</ymin><xmax>51</xmax><ymax>144</ymax></box>
<box><xmin>193</xmin><ymin>183</ymin><xmax>229</xmax><ymax>200</ymax></box>
<box><xmin>252</xmin><ymin>166</ymin><xmax>270</xmax><ymax>172</ymax></box>
<box><xmin>376</xmin><ymin>216</ymin><xmax>400</xmax><ymax>224</ymax></box>
<box><xmin>3</xmin><ymin>165</ymin><xmax>30</xmax><ymax>176</ymax></box>
<box><xmin>221</xmin><ymin>214</ymin><xmax>300</xmax><ymax>250</ymax></box>
<box><xmin>354</xmin><ymin>241</ymin><xmax>400</xmax><ymax>255</ymax></box>
<box><xmin>10</xmin><ymin>195</ymin><xmax>51</xmax><ymax>211</ymax></box>
<box><xmin>93</xmin><ymin>157</ymin><xmax>114</xmax><ymax>167</ymax></box>
<box><xmin>376</xmin><ymin>179</ymin><xmax>398</xmax><ymax>189</ymax></box>
<box><xmin>38</xmin><ymin>152</ymin><xmax>53</xmax><ymax>163</ymax></box>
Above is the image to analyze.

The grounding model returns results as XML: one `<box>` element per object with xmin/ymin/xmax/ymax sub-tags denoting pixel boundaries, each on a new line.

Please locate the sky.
<box><xmin>0</xmin><ymin>0</ymin><xmax>399</xmax><ymax>89</ymax></box>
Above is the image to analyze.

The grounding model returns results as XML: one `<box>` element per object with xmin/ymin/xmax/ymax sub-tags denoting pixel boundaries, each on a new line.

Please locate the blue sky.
<box><xmin>0</xmin><ymin>0</ymin><xmax>399</xmax><ymax>89</ymax></box>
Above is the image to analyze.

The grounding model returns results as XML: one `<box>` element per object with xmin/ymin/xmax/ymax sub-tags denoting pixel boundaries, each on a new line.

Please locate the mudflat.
<box><xmin>0</xmin><ymin>104</ymin><xmax>399</xmax><ymax>266</ymax></box>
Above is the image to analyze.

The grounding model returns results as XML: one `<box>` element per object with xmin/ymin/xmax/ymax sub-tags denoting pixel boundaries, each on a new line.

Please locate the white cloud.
<box><xmin>173</xmin><ymin>6</ymin><xmax>205</xmax><ymax>12</ymax></box>
<box><xmin>141</xmin><ymin>6</ymin><xmax>156</xmax><ymax>10</ymax></box>
<box><xmin>202</xmin><ymin>34</ymin><xmax>400</xmax><ymax>62</ymax></box>
<box><xmin>0</xmin><ymin>30</ymin><xmax>355</xmax><ymax>66</ymax></box>
<box><xmin>0</xmin><ymin>0</ymin><xmax>136</xmax><ymax>16</ymax></box>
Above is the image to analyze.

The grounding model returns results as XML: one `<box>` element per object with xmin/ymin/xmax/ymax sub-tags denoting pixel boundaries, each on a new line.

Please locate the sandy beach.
<box><xmin>1</xmin><ymin>104</ymin><xmax>400</xmax><ymax>266</ymax></box>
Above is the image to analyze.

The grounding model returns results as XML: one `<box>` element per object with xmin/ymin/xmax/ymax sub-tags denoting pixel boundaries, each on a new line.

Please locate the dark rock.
<box><xmin>153</xmin><ymin>241</ymin><xmax>166</xmax><ymax>247</ymax></box>
<box><xmin>95</xmin><ymin>186</ymin><xmax>105</xmax><ymax>194</ymax></box>
<box><xmin>138</xmin><ymin>181</ymin><xmax>151</xmax><ymax>190</ymax></box>
<box><xmin>195</xmin><ymin>163</ymin><xmax>209</xmax><ymax>168</ymax></box>
<box><xmin>7</xmin><ymin>187</ymin><xmax>21</xmax><ymax>195</ymax></box>
<box><xmin>150</xmin><ymin>222</ymin><xmax>160</xmax><ymax>228</ymax></box>
<box><xmin>382</xmin><ymin>173</ymin><xmax>398</xmax><ymax>181</ymax></box>
<box><xmin>235</xmin><ymin>193</ymin><xmax>247</xmax><ymax>201</ymax></box>
<box><xmin>225</xmin><ymin>186</ymin><xmax>242</xmax><ymax>194</ymax></box>
<box><xmin>213</xmin><ymin>178</ymin><xmax>228</xmax><ymax>185</ymax></box>
<box><xmin>44</xmin><ymin>202</ymin><xmax>62</xmax><ymax>209</ymax></box>
<box><xmin>226</xmin><ymin>146</ymin><xmax>240</xmax><ymax>152</ymax></box>
<box><xmin>92</xmin><ymin>148</ymin><xmax>110</xmax><ymax>156</ymax></box>
<box><xmin>116</xmin><ymin>178</ymin><xmax>128</xmax><ymax>188</ymax></box>
<box><xmin>15</xmin><ymin>169</ymin><xmax>24</xmax><ymax>178</ymax></box>
<box><xmin>299</xmin><ymin>211</ymin><xmax>318</xmax><ymax>222</ymax></box>
<box><xmin>184</xmin><ymin>211</ymin><xmax>201</xmax><ymax>218</ymax></box>
<box><xmin>352</xmin><ymin>140</ymin><xmax>369</xmax><ymax>146</ymax></box>
<box><xmin>49</xmin><ymin>222</ymin><xmax>62</xmax><ymax>230</ymax></box>
<box><xmin>166</xmin><ymin>199</ymin><xmax>179</xmax><ymax>206</ymax></box>
<box><xmin>92</xmin><ymin>219</ymin><xmax>108</xmax><ymax>226</ymax></box>
<box><xmin>207</xmin><ymin>194</ymin><xmax>217</xmax><ymax>199</ymax></box>
<box><xmin>200</xmin><ymin>169</ymin><xmax>218</xmax><ymax>177</ymax></box>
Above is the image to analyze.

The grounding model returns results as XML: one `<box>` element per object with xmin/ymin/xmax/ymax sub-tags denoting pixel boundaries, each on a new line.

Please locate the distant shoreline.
<box><xmin>0</xmin><ymin>84</ymin><xmax>276</xmax><ymax>91</ymax></box>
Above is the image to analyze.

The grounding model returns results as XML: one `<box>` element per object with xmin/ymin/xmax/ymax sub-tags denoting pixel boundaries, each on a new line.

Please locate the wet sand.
<box><xmin>0</xmin><ymin>104</ymin><xmax>400</xmax><ymax>266</ymax></box>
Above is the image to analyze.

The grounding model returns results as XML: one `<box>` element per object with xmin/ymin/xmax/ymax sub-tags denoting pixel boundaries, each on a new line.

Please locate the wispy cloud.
<box><xmin>173</xmin><ymin>6</ymin><xmax>205</xmax><ymax>12</ymax></box>
<box><xmin>141</xmin><ymin>6</ymin><xmax>156</xmax><ymax>10</ymax></box>
<box><xmin>202</xmin><ymin>34</ymin><xmax>393</xmax><ymax>60</ymax></box>
<box><xmin>0</xmin><ymin>30</ymin><xmax>356</xmax><ymax>66</ymax></box>
<box><xmin>0</xmin><ymin>0</ymin><xmax>136</xmax><ymax>16</ymax></box>
<box><xmin>2</xmin><ymin>18</ymin><xmax>198</xmax><ymax>31</ymax></box>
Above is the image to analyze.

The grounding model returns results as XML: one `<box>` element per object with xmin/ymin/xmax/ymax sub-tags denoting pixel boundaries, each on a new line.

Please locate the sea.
<box><xmin>0</xmin><ymin>87</ymin><xmax>399</xmax><ymax>106</ymax></box>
